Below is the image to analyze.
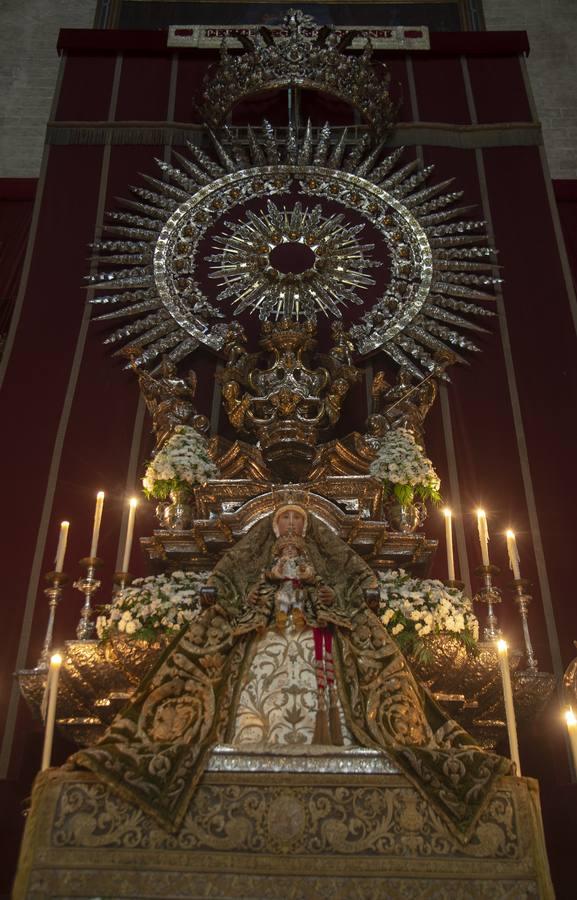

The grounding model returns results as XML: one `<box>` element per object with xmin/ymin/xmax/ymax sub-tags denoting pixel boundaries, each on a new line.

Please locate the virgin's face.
<box><xmin>276</xmin><ymin>509</ymin><xmax>305</xmax><ymax>536</ymax></box>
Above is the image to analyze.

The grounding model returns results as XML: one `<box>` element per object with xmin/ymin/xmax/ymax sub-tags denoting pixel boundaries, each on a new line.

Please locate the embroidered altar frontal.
<box><xmin>15</xmin><ymin>752</ymin><xmax>553</xmax><ymax>900</ymax></box>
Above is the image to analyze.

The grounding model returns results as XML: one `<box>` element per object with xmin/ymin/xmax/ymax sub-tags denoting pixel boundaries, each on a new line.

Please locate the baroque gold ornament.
<box><xmin>219</xmin><ymin>319</ymin><xmax>361</xmax><ymax>477</ymax></box>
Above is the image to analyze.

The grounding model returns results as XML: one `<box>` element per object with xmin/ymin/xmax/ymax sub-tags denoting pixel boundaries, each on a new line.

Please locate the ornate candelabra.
<box><xmin>73</xmin><ymin>557</ymin><xmax>103</xmax><ymax>640</ymax></box>
<box><xmin>112</xmin><ymin>571</ymin><xmax>133</xmax><ymax>596</ymax></box>
<box><xmin>38</xmin><ymin>570</ymin><xmax>69</xmax><ymax>669</ymax></box>
<box><xmin>563</xmin><ymin>642</ymin><xmax>577</xmax><ymax>709</ymax></box>
<box><xmin>473</xmin><ymin>565</ymin><xmax>502</xmax><ymax>641</ymax></box>
<box><xmin>512</xmin><ymin>578</ymin><xmax>538</xmax><ymax>673</ymax></box>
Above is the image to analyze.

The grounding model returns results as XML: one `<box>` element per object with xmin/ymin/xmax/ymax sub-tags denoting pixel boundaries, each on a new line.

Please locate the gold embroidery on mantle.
<box><xmin>73</xmin><ymin>515</ymin><xmax>512</xmax><ymax>840</ymax></box>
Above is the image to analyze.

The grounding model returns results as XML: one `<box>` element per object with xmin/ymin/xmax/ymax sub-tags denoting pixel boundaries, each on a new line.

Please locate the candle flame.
<box><xmin>566</xmin><ymin>709</ymin><xmax>577</xmax><ymax>727</ymax></box>
<box><xmin>497</xmin><ymin>639</ymin><xmax>508</xmax><ymax>654</ymax></box>
<box><xmin>506</xmin><ymin>529</ymin><xmax>515</xmax><ymax>539</ymax></box>
<box><xmin>50</xmin><ymin>652</ymin><xmax>63</xmax><ymax>666</ymax></box>
<box><xmin>443</xmin><ymin>507</ymin><xmax>452</xmax><ymax>518</ymax></box>
<box><xmin>61</xmin><ymin>520</ymin><xmax>70</xmax><ymax>528</ymax></box>
<box><xmin>477</xmin><ymin>508</ymin><xmax>486</xmax><ymax>518</ymax></box>
<box><xmin>97</xmin><ymin>491</ymin><xmax>105</xmax><ymax>500</ymax></box>
<box><xmin>129</xmin><ymin>497</ymin><xmax>138</xmax><ymax>508</ymax></box>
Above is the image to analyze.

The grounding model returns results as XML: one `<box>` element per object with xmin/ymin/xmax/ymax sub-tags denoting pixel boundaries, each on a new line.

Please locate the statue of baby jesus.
<box><xmin>268</xmin><ymin>535</ymin><xmax>316</xmax><ymax>631</ymax></box>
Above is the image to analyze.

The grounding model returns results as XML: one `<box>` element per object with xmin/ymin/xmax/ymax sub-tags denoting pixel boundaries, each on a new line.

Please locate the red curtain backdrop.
<box><xmin>554</xmin><ymin>180</ymin><xmax>577</xmax><ymax>294</ymax></box>
<box><xmin>0</xmin><ymin>30</ymin><xmax>576</xmax><ymax>896</ymax></box>
<box><xmin>0</xmin><ymin>180</ymin><xmax>36</xmax><ymax>341</ymax></box>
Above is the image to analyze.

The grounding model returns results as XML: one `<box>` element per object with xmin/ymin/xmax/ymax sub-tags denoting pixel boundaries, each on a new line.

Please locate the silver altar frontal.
<box><xmin>14</xmin><ymin>750</ymin><xmax>553</xmax><ymax>899</ymax></box>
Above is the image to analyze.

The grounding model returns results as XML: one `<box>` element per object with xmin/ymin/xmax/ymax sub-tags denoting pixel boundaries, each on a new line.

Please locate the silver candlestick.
<box><xmin>473</xmin><ymin>564</ymin><xmax>502</xmax><ymax>641</ymax></box>
<box><xmin>112</xmin><ymin>571</ymin><xmax>133</xmax><ymax>596</ymax></box>
<box><xmin>38</xmin><ymin>571</ymin><xmax>69</xmax><ymax>668</ymax></box>
<box><xmin>73</xmin><ymin>557</ymin><xmax>103</xmax><ymax>640</ymax></box>
<box><xmin>512</xmin><ymin>578</ymin><xmax>538</xmax><ymax>672</ymax></box>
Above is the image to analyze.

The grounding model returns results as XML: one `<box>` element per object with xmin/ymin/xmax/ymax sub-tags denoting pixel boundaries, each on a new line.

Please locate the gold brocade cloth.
<box><xmin>73</xmin><ymin>515</ymin><xmax>512</xmax><ymax>841</ymax></box>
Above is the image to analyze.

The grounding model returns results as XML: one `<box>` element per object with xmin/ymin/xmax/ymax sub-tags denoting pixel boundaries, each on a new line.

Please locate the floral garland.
<box><xmin>369</xmin><ymin>427</ymin><xmax>441</xmax><ymax>505</ymax></box>
<box><xmin>96</xmin><ymin>565</ymin><xmax>479</xmax><ymax>656</ymax></box>
<box><xmin>96</xmin><ymin>570</ymin><xmax>211</xmax><ymax>642</ymax></box>
<box><xmin>143</xmin><ymin>425</ymin><xmax>218</xmax><ymax>500</ymax></box>
<box><xmin>377</xmin><ymin>568</ymin><xmax>479</xmax><ymax>660</ymax></box>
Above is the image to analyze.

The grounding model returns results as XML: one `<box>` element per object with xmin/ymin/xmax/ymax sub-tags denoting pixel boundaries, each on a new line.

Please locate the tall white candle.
<box><xmin>89</xmin><ymin>491</ymin><xmax>105</xmax><ymax>559</ymax></box>
<box><xmin>477</xmin><ymin>509</ymin><xmax>490</xmax><ymax>567</ymax></box>
<box><xmin>565</xmin><ymin>709</ymin><xmax>577</xmax><ymax>776</ymax></box>
<box><xmin>121</xmin><ymin>498</ymin><xmax>138</xmax><ymax>573</ymax></box>
<box><xmin>443</xmin><ymin>508</ymin><xmax>456</xmax><ymax>581</ymax></box>
<box><xmin>54</xmin><ymin>521</ymin><xmax>69</xmax><ymax>573</ymax></box>
<box><xmin>497</xmin><ymin>639</ymin><xmax>521</xmax><ymax>775</ymax></box>
<box><xmin>41</xmin><ymin>653</ymin><xmax>62</xmax><ymax>771</ymax></box>
<box><xmin>506</xmin><ymin>530</ymin><xmax>521</xmax><ymax>580</ymax></box>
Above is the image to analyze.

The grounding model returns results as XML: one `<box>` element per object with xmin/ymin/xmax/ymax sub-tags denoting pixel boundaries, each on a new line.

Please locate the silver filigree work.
<box><xmin>207</xmin><ymin>744</ymin><xmax>399</xmax><ymax>774</ymax></box>
<box><xmin>89</xmin><ymin>122</ymin><xmax>499</xmax><ymax>375</ymax></box>
<box><xmin>207</xmin><ymin>200</ymin><xmax>380</xmax><ymax>320</ymax></box>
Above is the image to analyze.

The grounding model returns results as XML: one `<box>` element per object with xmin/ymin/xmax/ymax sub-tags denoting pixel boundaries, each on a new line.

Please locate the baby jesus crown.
<box><xmin>273</xmin><ymin>534</ymin><xmax>307</xmax><ymax>554</ymax></box>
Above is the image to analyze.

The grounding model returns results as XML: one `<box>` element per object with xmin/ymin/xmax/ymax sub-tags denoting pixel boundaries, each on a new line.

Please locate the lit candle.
<box><xmin>565</xmin><ymin>709</ymin><xmax>577</xmax><ymax>775</ymax></box>
<box><xmin>54</xmin><ymin>521</ymin><xmax>70</xmax><ymax>573</ymax></box>
<box><xmin>41</xmin><ymin>652</ymin><xmax>62</xmax><ymax>771</ymax></box>
<box><xmin>121</xmin><ymin>498</ymin><xmax>138</xmax><ymax>573</ymax></box>
<box><xmin>506</xmin><ymin>530</ymin><xmax>521</xmax><ymax>580</ymax></box>
<box><xmin>497</xmin><ymin>639</ymin><xmax>521</xmax><ymax>775</ymax></box>
<box><xmin>477</xmin><ymin>509</ymin><xmax>490</xmax><ymax>567</ymax></box>
<box><xmin>443</xmin><ymin>508</ymin><xmax>456</xmax><ymax>582</ymax></box>
<box><xmin>89</xmin><ymin>491</ymin><xmax>105</xmax><ymax>559</ymax></box>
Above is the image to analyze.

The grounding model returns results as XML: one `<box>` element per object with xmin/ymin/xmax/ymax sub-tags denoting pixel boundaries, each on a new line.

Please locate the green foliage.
<box><xmin>143</xmin><ymin>477</ymin><xmax>186</xmax><ymax>501</ymax></box>
<box><xmin>387</xmin><ymin>481</ymin><xmax>442</xmax><ymax>506</ymax></box>
<box><xmin>390</xmin><ymin>618</ymin><xmax>479</xmax><ymax>663</ymax></box>
<box><xmin>392</xmin><ymin>482</ymin><xmax>414</xmax><ymax>505</ymax></box>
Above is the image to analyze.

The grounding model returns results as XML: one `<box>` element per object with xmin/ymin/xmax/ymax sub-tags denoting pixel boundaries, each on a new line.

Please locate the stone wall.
<box><xmin>483</xmin><ymin>0</ymin><xmax>577</xmax><ymax>178</ymax></box>
<box><xmin>0</xmin><ymin>0</ymin><xmax>96</xmax><ymax>178</ymax></box>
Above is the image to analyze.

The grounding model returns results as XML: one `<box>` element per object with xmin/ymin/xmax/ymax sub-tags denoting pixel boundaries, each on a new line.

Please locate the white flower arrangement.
<box><xmin>377</xmin><ymin>568</ymin><xmax>479</xmax><ymax>658</ymax></box>
<box><xmin>369</xmin><ymin>427</ymin><xmax>441</xmax><ymax>505</ymax></box>
<box><xmin>96</xmin><ymin>569</ymin><xmax>211</xmax><ymax>643</ymax></box>
<box><xmin>143</xmin><ymin>425</ymin><xmax>218</xmax><ymax>500</ymax></box>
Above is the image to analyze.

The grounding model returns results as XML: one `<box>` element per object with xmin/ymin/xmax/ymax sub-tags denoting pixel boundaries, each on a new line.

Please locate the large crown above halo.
<box><xmin>199</xmin><ymin>8</ymin><xmax>397</xmax><ymax>134</ymax></box>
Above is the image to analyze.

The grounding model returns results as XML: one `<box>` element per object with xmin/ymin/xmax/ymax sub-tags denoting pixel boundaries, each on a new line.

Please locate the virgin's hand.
<box><xmin>318</xmin><ymin>584</ymin><xmax>335</xmax><ymax>606</ymax></box>
<box><xmin>246</xmin><ymin>587</ymin><xmax>260</xmax><ymax>606</ymax></box>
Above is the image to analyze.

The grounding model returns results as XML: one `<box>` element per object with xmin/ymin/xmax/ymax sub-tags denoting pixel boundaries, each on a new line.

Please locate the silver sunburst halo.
<box><xmin>207</xmin><ymin>200</ymin><xmax>380</xmax><ymax>320</ymax></box>
<box><xmin>87</xmin><ymin>120</ymin><xmax>500</xmax><ymax>377</ymax></box>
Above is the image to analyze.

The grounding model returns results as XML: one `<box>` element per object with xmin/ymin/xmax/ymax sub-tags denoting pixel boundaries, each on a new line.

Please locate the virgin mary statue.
<box><xmin>73</xmin><ymin>503</ymin><xmax>511</xmax><ymax>841</ymax></box>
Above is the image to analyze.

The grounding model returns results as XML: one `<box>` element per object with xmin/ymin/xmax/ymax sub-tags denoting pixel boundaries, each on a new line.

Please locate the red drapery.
<box><xmin>0</xmin><ymin>180</ymin><xmax>36</xmax><ymax>342</ymax></box>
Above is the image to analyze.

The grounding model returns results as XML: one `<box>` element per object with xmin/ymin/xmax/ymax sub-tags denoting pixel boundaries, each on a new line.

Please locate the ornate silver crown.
<box><xmin>199</xmin><ymin>8</ymin><xmax>397</xmax><ymax>134</ymax></box>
